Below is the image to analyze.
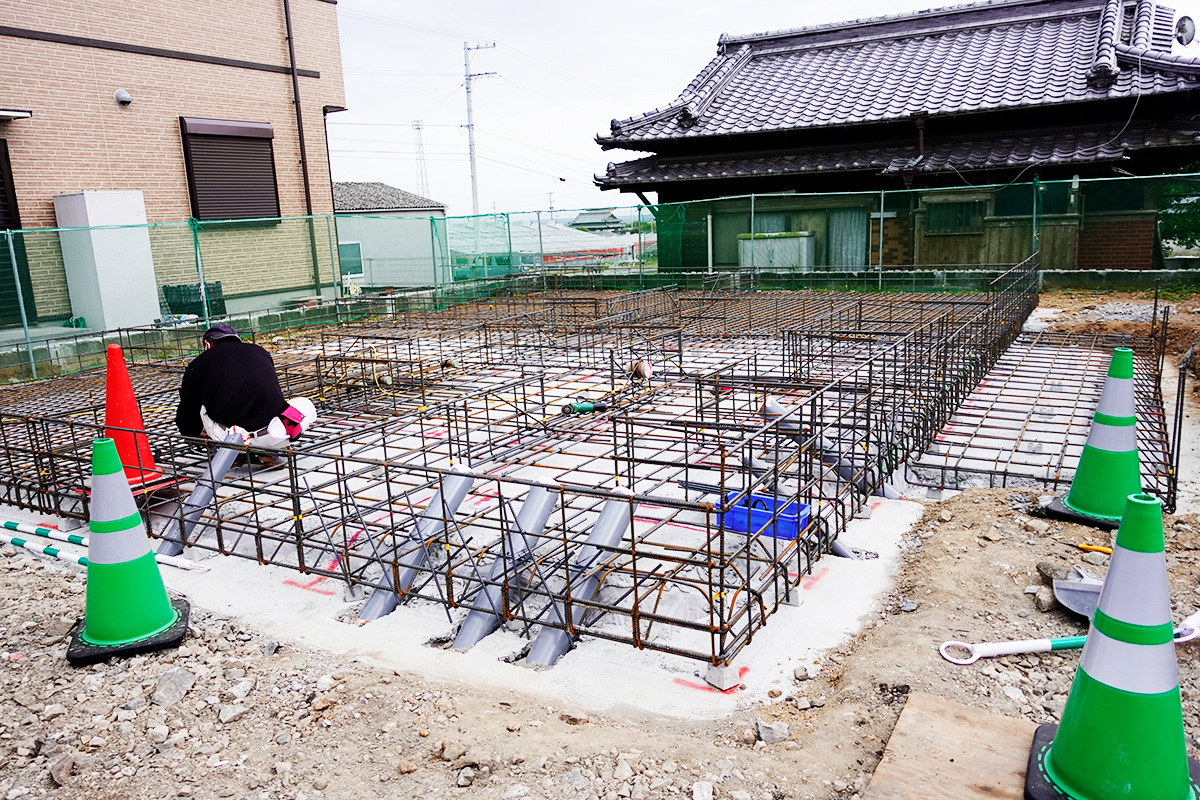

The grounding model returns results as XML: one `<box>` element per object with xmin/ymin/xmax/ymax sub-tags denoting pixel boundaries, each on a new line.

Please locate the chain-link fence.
<box><xmin>2</xmin><ymin>173</ymin><xmax>1197</xmax><ymax>382</ymax></box>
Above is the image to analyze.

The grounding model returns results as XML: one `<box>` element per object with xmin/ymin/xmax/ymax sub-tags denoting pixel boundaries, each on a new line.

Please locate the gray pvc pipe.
<box><xmin>358</xmin><ymin>472</ymin><xmax>475</xmax><ymax>622</ymax></box>
<box><xmin>156</xmin><ymin>431</ymin><xmax>243</xmax><ymax>556</ymax></box>
<box><xmin>526</xmin><ymin>491</ymin><xmax>635</xmax><ymax>668</ymax></box>
<box><xmin>452</xmin><ymin>485</ymin><xmax>558</xmax><ymax>650</ymax></box>
<box><xmin>761</xmin><ymin>397</ymin><xmax>900</xmax><ymax>499</ymax></box>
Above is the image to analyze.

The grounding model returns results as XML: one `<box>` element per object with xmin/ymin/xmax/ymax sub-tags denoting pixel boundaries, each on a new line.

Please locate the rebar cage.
<box><xmin>0</xmin><ymin>258</ymin><xmax>1058</xmax><ymax>665</ymax></box>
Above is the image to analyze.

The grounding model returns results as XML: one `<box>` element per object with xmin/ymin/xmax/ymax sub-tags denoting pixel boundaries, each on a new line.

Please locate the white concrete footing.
<box><xmin>706</xmin><ymin>663</ymin><xmax>741</xmax><ymax>691</ymax></box>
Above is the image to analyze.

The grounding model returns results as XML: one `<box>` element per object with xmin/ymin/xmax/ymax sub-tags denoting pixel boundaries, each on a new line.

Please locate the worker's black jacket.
<box><xmin>175</xmin><ymin>339</ymin><xmax>289</xmax><ymax>437</ymax></box>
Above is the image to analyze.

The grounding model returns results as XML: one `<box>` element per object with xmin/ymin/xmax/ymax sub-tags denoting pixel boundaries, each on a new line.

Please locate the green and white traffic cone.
<box><xmin>66</xmin><ymin>438</ymin><xmax>189</xmax><ymax>666</ymax></box>
<box><xmin>1046</xmin><ymin>347</ymin><xmax>1141</xmax><ymax>530</ymax></box>
<box><xmin>1025</xmin><ymin>493</ymin><xmax>1200</xmax><ymax>800</ymax></box>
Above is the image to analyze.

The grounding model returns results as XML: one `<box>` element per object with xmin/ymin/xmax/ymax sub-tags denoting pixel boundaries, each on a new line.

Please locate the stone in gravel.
<box><xmin>1034</xmin><ymin>586</ymin><xmax>1058</xmax><ymax>612</ymax></box>
<box><xmin>898</xmin><ymin>599</ymin><xmax>919</xmax><ymax>612</ymax></box>
<box><xmin>1024</xmin><ymin>519</ymin><xmax>1051</xmax><ymax>534</ymax></box>
<box><xmin>756</xmin><ymin>720</ymin><xmax>789</xmax><ymax>744</ymax></box>
<box><xmin>12</xmin><ymin>691</ymin><xmax>37</xmax><ymax>708</ymax></box>
<box><xmin>397</xmin><ymin>760</ymin><xmax>418</xmax><ymax>775</ymax></box>
<box><xmin>692</xmin><ymin>782</ymin><xmax>714</xmax><ymax>800</ymax></box>
<box><xmin>560</xmin><ymin>710</ymin><xmax>589</xmax><ymax>725</ymax></box>
<box><xmin>795</xmin><ymin>697</ymin><xmax>812</xmax><ymax>710</ymax></box>
<box><xmin>1036</xmin><ymin>562</ymin><xmax>1069</xmax><ymax>585</ymax></box>
<box><xmin>147</xmin><ymin>725</ymin><xmax>169</xmax><ymax>744</ymax></box>
<box><xmin>938</xmin><ymin>511</ymin><xmax>953</xmax><ymax>523</ymax></box>
<box><xmin>1082</xmin><ymin>552</ymin><xmax>1109</xmax><ymax>566</ymax></box>
<box><xmin>42</xmin><ymin>703</ymin><xmax>66</xmax><ymax>720</ymax></box>
<box><xmin>564</xmin><ymin>769</ymin><xmax>591</xmax><ymax>790</ymax></box>
<box><xmin>442</xmin><ymin>740</ymin><xmax>468</xmax><ymax>761</ymax></box>
<box><xmin>504</xmin><ymin>785</ymin><xmax>530</xmax><ymax>798</ymax></box>
<box><xmin>457</xmin><ymin>767</ymin><xmax>475</xmax><ymax>787</ymax></box>
<box><xmin>981</xmin><ymin>530</ymin><xmax>1004</xmax><ymax>542</ymax></box>
<box><xmin>120</xmin><ymin>697</ymin><xmax>146</xmax><ymax>711</ymax></box>
<box><xmin>47</xmin><ymin>748</ymin><xmax>75</xmax><ymax>785</ymax></box>
<box><xmin>153</xmin><ymin>668</ymin><xmax>196</xmax><ymax>706</ymax></box>
<box><xmin>793</xmin><ymin>666</ymin><xmax>809</xmax><ymax>682</ymax></box>
<box><xmin>614</xmin><ymin>759</ymin><xmax>635</xmax><ymax>781</ymax></box>
<box><xmin>217</xmin><ymin>704</ymin><xmax>248</xmax><ymax>724</ymax></box>
<box><xmin>316</xmin><ymin>674</ymin><xmax>338</xmax><ymax>691</ymax></box>
<box><xmin>227</xmin><ymin>678</ymin><xmax>254</xmax><ymax>700</ymax></box>
<box><xmin>311</xmin><ymin>695</ymin><xmax>332</xmax><ymax>711</ymax></box>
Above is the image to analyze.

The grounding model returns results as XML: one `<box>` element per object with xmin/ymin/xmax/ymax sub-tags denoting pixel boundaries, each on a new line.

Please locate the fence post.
<box><xmin>188</xmin><ymin>218</ymin><xmax>211</xmax><ymax>324</ymax></box>
<box><xmin>6</xmin><ymin>229</ymin><xmax>37</xmax><ymax>379</ymax></box>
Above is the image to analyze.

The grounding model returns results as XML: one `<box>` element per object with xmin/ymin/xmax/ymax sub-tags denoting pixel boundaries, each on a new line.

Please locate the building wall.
<box><xmin>869</xmin><ymin>216</ymin><xmax>912</xmax><ymax>267</ymax></box>
<box><xmin>0</xmin><ymin>0</ymin><xmax>346</xmax><ymax>319</ymax></box>
<box><xmin>2</xmin><ymin>0</ymin><xmax>345</xmax><ymax>227</ymax></box>
<box><xmin>1075</xmin><ymin>213</ymin><xmax>1159</xmax><ymax>271</ymax></box>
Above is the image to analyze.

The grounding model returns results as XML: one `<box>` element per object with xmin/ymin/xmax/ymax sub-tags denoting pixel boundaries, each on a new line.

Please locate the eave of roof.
<box><xmin>596</xmin><ymin>125</ymin><xmax>1200</xmax><ymax>187</ymax></box>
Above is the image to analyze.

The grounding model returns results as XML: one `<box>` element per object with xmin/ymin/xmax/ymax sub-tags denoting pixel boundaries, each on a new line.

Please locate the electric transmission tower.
<box><xmin>412</xmin><ymin>120</ymin><xmax>430</xmax><ymax>198</ymax></box>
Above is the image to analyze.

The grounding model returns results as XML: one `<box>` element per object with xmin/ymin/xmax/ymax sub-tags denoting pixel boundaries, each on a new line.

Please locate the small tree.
<box><xmin>1158</xmin><ymin>166</ymin><xmax>1200</xmax><ymax>255</ymax></box>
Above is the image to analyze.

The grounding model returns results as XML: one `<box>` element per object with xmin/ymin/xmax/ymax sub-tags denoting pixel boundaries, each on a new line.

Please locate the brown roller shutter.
<box><xmin>180</xmin><ymin>117</ymin><xmax>281</xmax><ymax>221</ymax></box>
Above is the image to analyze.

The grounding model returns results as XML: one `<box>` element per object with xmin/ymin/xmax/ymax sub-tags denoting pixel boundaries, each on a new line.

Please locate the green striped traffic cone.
<box><xmin>1025</xmin><ymin>493</ymin><xmax>1200</xmax><ymax>800</ymax></box>
<box><xmin>1046</xmin><ymin>347</ymin><xmax>1141</xmax><ymax>530</ymax></box>
<box><xmin>66</xmin><ymin>438</ymin><xmax>189</xmax><ymax>666</ymax></box>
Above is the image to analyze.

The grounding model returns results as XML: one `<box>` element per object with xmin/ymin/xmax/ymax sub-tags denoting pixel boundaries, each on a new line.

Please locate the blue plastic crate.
<box><xmin>720</xmin><ymin>492</ymin><xmax>811</xmax><ymax>540</ymax></box>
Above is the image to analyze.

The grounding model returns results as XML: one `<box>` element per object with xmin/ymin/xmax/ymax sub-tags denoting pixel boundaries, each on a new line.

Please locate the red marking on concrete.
<box><xmin>870</xmin><ymin>501</ymin><xmax>881</xmax><ymax>512</ymax></box>
<box><xmin>800</xmin><ymin>566</ymin><xmax>830</xmax><ymax>591</ymax></box>
<box><xmin>283</xmin><ymin>576</ymin><xmax>336</xmax><ymax>596</ymax></box>
<box><xmin>672</xmin><ymin>666</ymin><xmax>749</xmax><ymax>694</ymax></box>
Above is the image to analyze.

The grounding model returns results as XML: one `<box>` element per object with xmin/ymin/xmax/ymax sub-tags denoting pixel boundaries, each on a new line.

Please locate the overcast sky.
<box><xmin>327</xmin><ymin>0</ymin><xmax>912</xmax><ymax>218</ymax></box>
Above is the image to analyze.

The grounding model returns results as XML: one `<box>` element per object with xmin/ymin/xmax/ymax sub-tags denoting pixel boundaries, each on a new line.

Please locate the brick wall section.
<box><xmin>1</xmin><ymin>0</ymin><xmax>345</xmax><ymax>317</ymax></box>
<box><xmin>1076</xmin><ymin>216</ymin><xmax>1157</xmax><ymax>271</ymax></box>
<box><xmin>869</xmin><ymin>217</ymin><xmax>912</xmax><ymax>266</ymax></box>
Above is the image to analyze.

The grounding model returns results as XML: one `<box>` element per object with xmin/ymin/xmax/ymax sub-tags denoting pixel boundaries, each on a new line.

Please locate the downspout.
<box><xmin>282</xmin><ymin>0</ymin><xmax>323</xmax><ymax>296</ymax></box>
<box><xmin>323</xmin><ymin>104</ymin><xmax>347</xmax><ymax>294</ymax></box>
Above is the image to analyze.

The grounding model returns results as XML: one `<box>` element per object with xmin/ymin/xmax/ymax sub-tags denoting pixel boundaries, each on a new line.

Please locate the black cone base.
<box><xmin>1043</xmin><ymin>496</ymin><xmax>1120</xmax><ymax>532</ymax></box>
<box><xmin>66</xmin><ymin>597</ymin><xmax>190</xmax><ymax>666</ymax></box>
<box><xmin>1025</xmin><ymin>724</ymin><xmax>1200</xmax><ymax>800</ymax></box>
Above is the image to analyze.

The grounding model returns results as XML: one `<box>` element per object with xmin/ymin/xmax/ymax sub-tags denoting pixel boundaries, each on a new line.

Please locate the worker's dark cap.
<box><xmin>202</xmin><ymin>323</ymin><xmax>240</xmax><ymax>343</ymax></box>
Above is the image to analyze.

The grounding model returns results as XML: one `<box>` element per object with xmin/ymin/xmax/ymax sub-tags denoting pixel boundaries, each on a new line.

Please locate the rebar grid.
<box><xmin>0</xmin><ymin>261</ymin><xmax>1044</xmax><ymax>665</ymax></box>
<box><xmin>910</xmin><ymin>319</ymin><xmax>1177</xmax><ymax>510</ymax></box>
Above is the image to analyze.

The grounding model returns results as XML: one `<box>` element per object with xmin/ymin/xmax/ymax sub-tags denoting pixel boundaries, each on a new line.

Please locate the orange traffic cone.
<box><xmin>104</xmin><ymin>344</ymin><xmax>171</xmax><ymax>493</ymax></box>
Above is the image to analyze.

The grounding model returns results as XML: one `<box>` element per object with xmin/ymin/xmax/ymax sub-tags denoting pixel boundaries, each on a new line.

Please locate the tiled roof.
<box><xmin>597</xmin><ymin>127</ymin><xmax>1200</xmax><ymax>186</ymax></box>
<box><xmin>599</xmin><ymin>0</ymin><xmax>1200</xmax><ymax>147</ymax></box>
<box><xmin>333</xmin><ymin>182</ymin><xmax>445</xmax><ymax>213</ymax></box>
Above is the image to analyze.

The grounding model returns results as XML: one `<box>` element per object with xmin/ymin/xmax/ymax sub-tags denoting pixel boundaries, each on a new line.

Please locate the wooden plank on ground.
<box><xmin>864</xmin><ymin>691</ymin><xmax>1038</xmax><ymax>800</ymax></box>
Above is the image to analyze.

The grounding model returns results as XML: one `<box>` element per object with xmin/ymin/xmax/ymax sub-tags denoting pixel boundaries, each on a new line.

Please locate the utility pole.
<box><xmin>463</xmin><ymin>41</ymin><xmax>496</xmax><ymax>216</ymax></box>
<box><xmin>412</xmin><ymin>120</ymin><xmax>430</xmax><ymax>198</ymax></box>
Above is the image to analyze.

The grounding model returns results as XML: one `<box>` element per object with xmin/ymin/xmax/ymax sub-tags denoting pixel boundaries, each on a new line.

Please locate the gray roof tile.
<box><xmin>333</xmin><ymin>182</ymin><xmax>445</xmax><ymax>213</ymax></box>
<box><xmin>600</xmin><ymin>0</ymin><xmax>1200</xmax><ymax>146</ymax></box>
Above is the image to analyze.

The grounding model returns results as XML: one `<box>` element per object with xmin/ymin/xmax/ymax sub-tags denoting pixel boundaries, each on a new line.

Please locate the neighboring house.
<box><xmin>333</xmin><ymin>182</ymin><xmax>447</xmax><ymax>288</ymax></box>
<box><xmin>0</xmin><ymin>0</ymin><xmax>346</xmax><ymax>327</ymax></box>
<box><xmin>333</xmin><ymin>182</ymin><xmax>447</xmax><ymax>217</ymax></box>
<box><xmin>596</xmin><ymin>0</ymin><xmax>1200</xmax><ymax>271</ymax></box>
<box><xmin>569</xmin><ymin>208</ymin><xmax>625</xmax><ymax>233</ymax></box>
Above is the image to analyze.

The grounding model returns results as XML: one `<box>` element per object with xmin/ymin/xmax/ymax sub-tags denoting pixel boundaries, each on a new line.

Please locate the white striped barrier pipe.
<box><xmin>1</xmin><ymin>520</ymin><xmax>207</xmax><ymax>571</ymax></box>
<box><xmin>0</xmin><ymin>529</ymin><xmax>88</xmax><ymax>567</ymax></box>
